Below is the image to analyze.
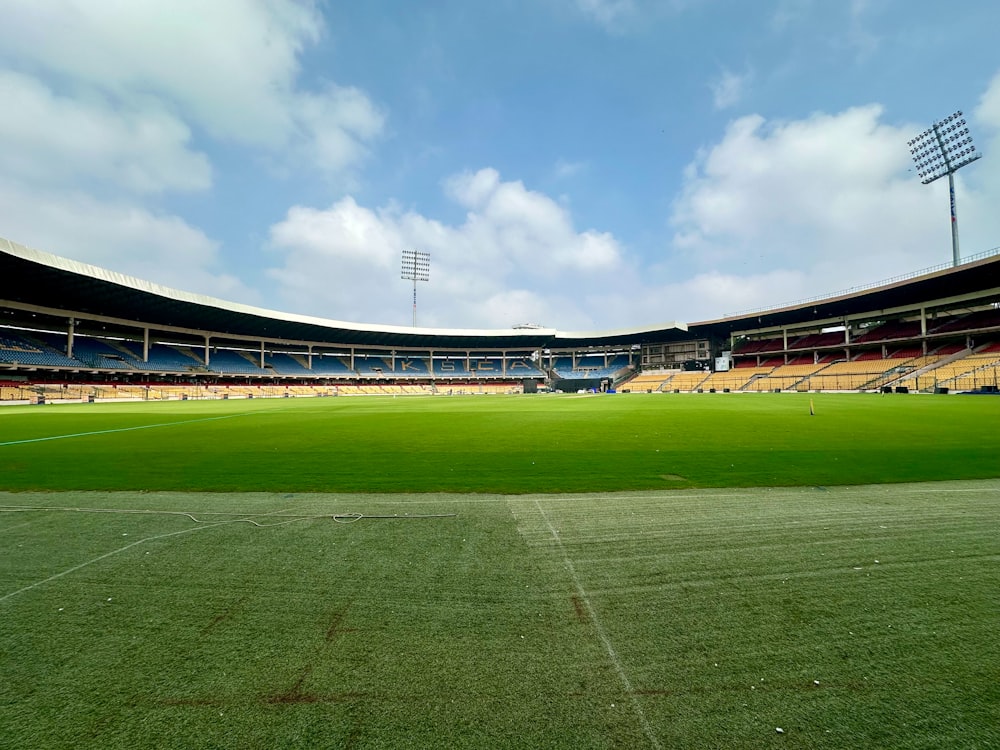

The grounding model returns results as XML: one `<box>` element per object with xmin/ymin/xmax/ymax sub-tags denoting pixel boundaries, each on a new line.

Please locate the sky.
<box><xmin>1</xmin><ymin>0</ymin><xmax>999</xmax><ymax>332</ymax></box>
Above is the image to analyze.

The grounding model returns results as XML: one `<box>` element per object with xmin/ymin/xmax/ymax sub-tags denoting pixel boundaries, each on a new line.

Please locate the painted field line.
<box><xmin>0</xmin><ymin>520</ymin><xmax>34</xmax><ymax>534</ymax></box>
<box><xmin>0</xmin><ymin>523</ymin><xmax>224</xmax><ymax>604</ymax></box>
<box><xmin>0</xmin><ymin>506</ymin><xmax>290</xmax><ymax>605</ymax></box>
<box><xmin>533</xmin><ymin>499</ymin><xmax>663</xmax><ymax>750</ymax></box>
<box><xmin>531</xmin><ymin>479</ymin><xmax>1000</xmax><ymax>504</ymax></box>
<box><xmin>0</xmin><ymin>412</ymin><xmax>252</xmax><ymax>448</ymax></box>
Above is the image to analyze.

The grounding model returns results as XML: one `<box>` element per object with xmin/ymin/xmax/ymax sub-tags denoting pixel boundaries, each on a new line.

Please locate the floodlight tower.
<box><xmin>400</xmin><ymin>249</ymin><xmax>430</xmax><ymax>327</ymax></box>
<box><xmin>908</xmin><ymin>111</ymin><xmax>982</xmax><ymax>266</ymax></box>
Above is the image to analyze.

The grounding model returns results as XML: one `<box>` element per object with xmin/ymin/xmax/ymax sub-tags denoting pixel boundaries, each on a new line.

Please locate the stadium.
<box><xmin>5</xmin><ymin>0</ymin><xmax>1000</xmax><ymax>745</ymax></box>
<box><xmin>2</xmin><ymin>236</ymin><xmax>1000</xmax><ymax>401</ymax></box>
<box><xmin>2</xmin><ymin>232</ymin><xmax>999</xmax><ymax>749</ymax></box>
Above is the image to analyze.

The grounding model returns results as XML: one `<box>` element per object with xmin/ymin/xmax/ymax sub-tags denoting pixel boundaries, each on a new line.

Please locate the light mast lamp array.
<box><xmin>908</xmin><ymin>111</ymin><xmax>982</xmax><ymax>266</ymax></box>
<box><xmin>400</xmin><ymin>250</ymin><xmax>430</xmax><ymax>327</ymax></box>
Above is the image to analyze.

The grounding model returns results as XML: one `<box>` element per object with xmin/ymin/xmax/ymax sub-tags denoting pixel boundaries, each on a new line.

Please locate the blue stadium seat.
<box><xmin>208</xmin><ymin>350</ymin><xmax>270</xmax><ymax>375</ymax></box>
<box><xmin>0</xmin><ymin>332</ymin><xmax>86</xmax><ymax>368</ymax></box>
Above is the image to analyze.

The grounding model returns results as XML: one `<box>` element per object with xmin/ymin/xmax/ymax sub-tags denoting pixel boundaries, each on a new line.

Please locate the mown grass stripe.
<box><xmin>1</xmin><ymin>393</ymin><xmax>999</xmax><ymax>492</ymax></box>
<box><xmin>0</xmin><ymin>412</ymin><xmax>253</xmax><ymax>447</ymax></box>
<box><xmin>0</xmin><ymin>505</ymin><xmax>290</xmax><ymax>603</ymax></box>
<box><xmin>533</xmin><ymin>498</ymin><xmax>664</xmax><ymax>750</ymax></box>
<box><xmin>0</xmin><ymin>522</ymin><xmax>224</xmax><ymax>604</ymax></box>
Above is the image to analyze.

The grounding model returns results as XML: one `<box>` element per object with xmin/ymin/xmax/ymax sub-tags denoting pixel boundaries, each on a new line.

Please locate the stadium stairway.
<box><xmin>742</xmin><ymin>370</ymin><xmax>781</xmax><ymax>391</ymax></box>
<box><xmin>892</xmin><ymin>349</ymin><xmax>971</xmax><ymax>391</ymax></box>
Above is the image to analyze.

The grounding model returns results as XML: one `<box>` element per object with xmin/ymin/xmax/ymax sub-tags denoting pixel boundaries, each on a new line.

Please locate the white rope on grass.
<box><xmin>0</xmin><ymin>505</ymin><xmax>455</xmax><ymax>527</ymax></box>
<box><xmin>0</xmin><ymin>522</ymin><xmax>226</xmax><ymax>604</ymax></box>
<box><xmin>0</xmin><ymin>505</ymin><xmax>455</xmax><ymax>603</ymax></box>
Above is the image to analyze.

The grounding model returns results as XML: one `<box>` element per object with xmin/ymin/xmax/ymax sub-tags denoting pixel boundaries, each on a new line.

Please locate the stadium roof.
<box><xmin>689</xmin><ymin>248</ymin><xmax>1000</xmax><ymax>339</ymax></box>
<box><xmin>0</xmin><ymin>237</ymin><xmax>688</xmax><ymax>350</ymax></box>
<box><xmin>2</xmin><ymin>236</ymin><xmax>999</xmax><ymax>351</ymax></box>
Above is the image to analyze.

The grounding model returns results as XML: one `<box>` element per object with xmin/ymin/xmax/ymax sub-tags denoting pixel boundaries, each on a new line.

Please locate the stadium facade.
<box><xmin>2</xmin><ymin>236</ymin><xmax>1000</xmax><ymax>400</ymax></box>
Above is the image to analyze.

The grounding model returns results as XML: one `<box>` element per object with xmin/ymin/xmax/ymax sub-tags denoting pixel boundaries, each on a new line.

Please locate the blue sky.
<box><xmin>1</xmin><ymin>0</ymin><xmax>999</xmax><ymax>331</ymax></box>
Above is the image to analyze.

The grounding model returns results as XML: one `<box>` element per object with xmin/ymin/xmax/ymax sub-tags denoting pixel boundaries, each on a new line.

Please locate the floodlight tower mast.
<box><xmin>400</xmin><ymin>250</ymin><xmax>430</xmax><ymax>327</ymax></box>
<box><xmin>908</xmin><ymin>111</ymin><xmax>982</xmax><ymax>266</ymax></box>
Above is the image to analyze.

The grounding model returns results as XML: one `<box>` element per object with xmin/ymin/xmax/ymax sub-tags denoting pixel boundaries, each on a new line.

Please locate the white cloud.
<box><xmin>676</xmin><ymin>106</ymin><xmax>921</xmax><ymax>249</ymax></box>
<box><xmin>592</xmin><ymin>268</ymin><xmax>811</xmax><ymax>325</ymax></box>
<box><xmin>294</xmin><ymin>84</ymin><xmax>384</xmax><ymax>175</ymax></box>
<box><xmin>669</xmin><ymin>102</ymin><xmax>1000</xmax><ymax>314</ymax></box>
<box><xmin>553</xmin><ymin>159</ymin><xmax>587</xmax><ymax>180</ymax></box>
<box><xmin>269</xmin><ymin>197</ymin><xmax>401</xmax><ymax>268</ymax></box>
<box><xmin>846</xmin><ymin>0</ymin><xmax>879</xmax><ymax>60</ymax></box>
<box><xmin>977</xmin><ymin>71</ymin><xmax>1000</xmax><ymax>130</ymax></box>
<box><xmin>0</xmin><ymin>0</ymin><xmax>381</xmax><ymax>320</ymax></box>
<box><xmin>974</xmin><ymin>71</ymin><xmax>1000</xmax><ymax>185</ymax></box>
<box><xmin>443</xmin><ymin>168</ymin><xmax>621</xmax><ymax>273</ymax></box>
<box><xmin>574</xmin><ymin>0</ymin><xmax>636</xmax><ymax>31</ymax></box>
<box><xmin>2</xmin><ymin>0</ymin><xmax>995</xmax><ymax>340</ymax></box>
<box><xmin>267</xmin><ymin>169</ymin><xmax>626</xmax><ymax>328</ymax></box>
<box><xmin>673</xmin><ymin>269</ymin><xmax>811</xmax><ymax>320</ymax></box>
<box><xmin>445</xmin><ymin>168</ymin><xmax>502</xmax><ymax>209</ymax></box>
<box><xmin>0</xmin><ymin>0</ymin><xmax>383</xmax><ymax>178</ymax></box>
<box><xmin>967</xmin><ymin>73</ymin><xmax>1000</xmax><ymax>254</ymax></box>
<box><xmin>267</xmin><ymin>86</ymin><xmax>1000</xmax><ymax>331</ymax></box>
<box><xmin>769</xmin><ymin>0</ymin><xmax>879</xmax><ymax>62</ymax></box>
<box><xmin>0</xmin><ymin>71</ymin><xmax>210</xmax><ymax>193</ymax></box>
<box><xmin>478</xmin><ymin>289</ymin><xmax>556</xmax><ymax>328</ymax></box>
<box><xmin>770</xmin><ymin>0</ymin><xmax>812</xmax><ymax>33</ymax></box>
<box><xmin>0</xmin><ymin>180</ymin><xmax>254</xmax><ymax>304</ymax></box>
<box><xmin>710</xmin><ymin>68</ymin><xmax>752</xmax><ymax>111</ymax></box>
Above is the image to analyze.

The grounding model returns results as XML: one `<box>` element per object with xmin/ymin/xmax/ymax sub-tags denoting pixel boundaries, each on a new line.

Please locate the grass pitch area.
<box><xmin>1</xmin><ymin>393</ymin><xmax>999</xmax><ymax>748</ymax></box>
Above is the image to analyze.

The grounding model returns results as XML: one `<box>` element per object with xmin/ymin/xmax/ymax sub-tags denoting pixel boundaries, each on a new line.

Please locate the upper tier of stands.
<box><xmin>853</xmin><ymin>320</ymin><xmax>924</xmax><ymax>343</ymax></box>
<box><xmin>68</xmin><ymin>336</ymin><xmax>136</xmax><ymax>370</ymax></box>
<box><xmin>208</xmin><ymin>349</ymin><xmax>288</xmax><ymax>376</ymax></box>
<box><xmin>733</xmin><ymin>309</ymin><xmax>1000</xmax><ymax>367</ymax></box>
<box><xmin>264</xmin><ymin>352</ymin><xmax>312</xmax><ymax>376</ymax></box>
<box><xmin>736</xmin><ymin>338</ymin><xmax>785</xmax><ymax>354</ymax></box>
<box><xmin>735</xmin><ymin>310</ymin><xmax>1000</xmax><ymax>366</ymax></box>
<box><xmin>118</xmin><ymin>342</ymin><xmax>205</xmax><ymax>372</ymax></box>
<box><xmin>307</xmin><ymin>354</ymin><xmax>355</xmax><ymax>376</ymax></box>
<box><xmin>788</xmin><ymin>331</ymin><xmax>846</xmax><ymax>350</ymax></box>
<box><xmin>928</xmin><ymin>309</ymin><xmax>1000</xmax><ymax>334</ymax></box>
<box><xmin>1</xmin><ymin>332</ymin><xmax>84</xmax><ymax>368</ymax></box>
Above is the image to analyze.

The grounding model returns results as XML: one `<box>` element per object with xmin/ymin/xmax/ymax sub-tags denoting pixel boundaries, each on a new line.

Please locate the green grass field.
<box><xmin>1</xmin><ymin>393</ymin><xmax>999</xmax><ymax>748</ymax></box>
<box><xmin>1</xmin><ymin>392</ymin><xmax>999</xmax><ymax>492</ymax></box>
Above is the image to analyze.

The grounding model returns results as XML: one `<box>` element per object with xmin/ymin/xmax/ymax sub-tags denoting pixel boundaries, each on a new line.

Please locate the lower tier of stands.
<box><xmin>6</xmin><ymin>344</ymin><xmax>1000</xmax><ymax>403</ymax></box>
<box><xmin>0</xmin><ymin>381</ymin><xmax>527</xmax><ymax>403</ymax></box>
<box><xmin>622</xmin><ymin>345</ymin><xmax>1000</xmax><ymax>393</ymax></box>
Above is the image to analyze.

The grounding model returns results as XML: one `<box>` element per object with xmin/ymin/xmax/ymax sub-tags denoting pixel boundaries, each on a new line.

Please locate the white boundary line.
<box><xmin>0</xmin><ymin>520</ymin><xmax>34</xmax><ymax>533</ymax></box>
<box><xmin>533</xmin><ymin>499</ymin><xmax>662</xmax><ymax>750</ymax></box>
<box><xmin>0</xmin><ymin>412</ymin><xmax>253</xmax><ymax>448</ymax></box>
<box><xmin>0</xmin><ymin>506</ymin><xmax>291</xmax><ymax>604</ymax></box>
<box><xmin>0</xmin><ymin>523</ymin><xmax>223</xmax><ymax>604</ymax></box>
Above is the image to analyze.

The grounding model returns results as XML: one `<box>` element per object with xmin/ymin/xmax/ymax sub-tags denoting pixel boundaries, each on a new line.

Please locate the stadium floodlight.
<box><xmin>400</xmin><ymin>249</ymin><xmax>430</xmax><ymax>327</ymax></box>
<box><xmin>908</xmin><ymin>110</ymin><xmax>982</xmax><ymax>266</ymax></box>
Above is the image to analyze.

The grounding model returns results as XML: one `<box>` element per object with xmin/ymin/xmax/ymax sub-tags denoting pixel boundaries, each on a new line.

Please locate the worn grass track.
<box><xmin>2</xmin><ymin>483</ymin><xmax>998</xmax><ymax>748</ymax></box>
